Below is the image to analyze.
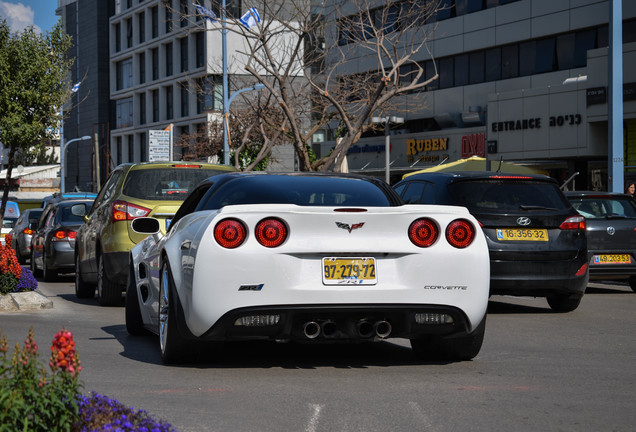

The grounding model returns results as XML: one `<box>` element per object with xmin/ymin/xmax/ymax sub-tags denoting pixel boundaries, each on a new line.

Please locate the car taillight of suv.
<box><xmin>111</xmin><ymin>200</ymin><xmax>151</xmax><ymax>222</ymax></box>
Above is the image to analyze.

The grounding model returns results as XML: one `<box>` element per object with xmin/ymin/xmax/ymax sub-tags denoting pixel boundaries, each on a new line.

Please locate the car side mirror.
<box><xmin>70</xmin><ymin>203</ymin><xmax>87</xmax><ymax>217</ymax></box>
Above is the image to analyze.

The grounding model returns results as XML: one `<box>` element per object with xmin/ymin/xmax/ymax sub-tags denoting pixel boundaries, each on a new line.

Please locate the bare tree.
<box><xmin>224</xmin><ymin>0</ymin><xmax>440</xmax><ymax>171</ymax></box>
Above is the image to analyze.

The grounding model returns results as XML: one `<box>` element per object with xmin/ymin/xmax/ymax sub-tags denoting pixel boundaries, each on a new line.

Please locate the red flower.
<box><xmin>49</xmin><ymin>328</ymin><xmax>81</xmax><ymax>377</ymax></box>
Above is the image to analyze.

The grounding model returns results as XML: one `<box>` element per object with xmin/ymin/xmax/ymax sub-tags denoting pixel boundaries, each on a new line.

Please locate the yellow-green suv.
<box><xmin>74</xmin><ymin>162</ymin><xmax>235</xmax><ymax>306</ymax></box>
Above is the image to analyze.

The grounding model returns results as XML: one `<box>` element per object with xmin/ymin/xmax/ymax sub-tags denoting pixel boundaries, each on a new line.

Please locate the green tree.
<box><xmin>0</xmin><ymin>20</ymin><xmax>73</xmax><ymax>225</ymax></box>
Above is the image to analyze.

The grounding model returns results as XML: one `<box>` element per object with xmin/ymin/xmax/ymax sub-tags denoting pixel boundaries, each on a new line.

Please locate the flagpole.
<box><xmin>222</xmin><ymin>0</ymin><xmax>229</xmax><ymax>165</ymax></box>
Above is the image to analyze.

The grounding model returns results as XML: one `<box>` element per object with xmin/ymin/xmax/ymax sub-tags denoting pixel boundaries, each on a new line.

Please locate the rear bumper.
<box><xmin>489</xmin><ymin>257</ymin><xmax>588</xmax><ymax>297</ymax></box>
<box><xmin>47</xmin><ymin>242</ymin><xmax>76</xmax><ymax>272</ymax></box>
<box><xmin>189</xmin><ymin>304</ymin><xmax>475</xmax><ymax>343</ymax></box>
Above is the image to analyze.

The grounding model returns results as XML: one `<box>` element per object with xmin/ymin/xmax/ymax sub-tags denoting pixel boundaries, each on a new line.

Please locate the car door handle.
<box><xmin>180</xmin><ymin>241</ymin><xmax>191</xmax><ymax>250</ymax></box>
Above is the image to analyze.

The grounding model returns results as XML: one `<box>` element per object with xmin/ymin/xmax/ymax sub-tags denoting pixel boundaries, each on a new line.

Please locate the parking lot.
<box><xmin>1</xmin><ymin>278</ymin><xmax>635</xmax><ymax>432</ymax></box>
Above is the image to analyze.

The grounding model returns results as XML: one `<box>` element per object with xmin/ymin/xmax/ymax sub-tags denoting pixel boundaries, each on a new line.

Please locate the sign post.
<box><xmin>148</xmin><ymin>129</ymin><xmax>171</xmax><ymax>162</ymax></box>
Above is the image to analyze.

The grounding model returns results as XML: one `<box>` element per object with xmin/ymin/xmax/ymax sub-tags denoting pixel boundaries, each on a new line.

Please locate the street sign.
<box><xmin>148</xmin><ymin>130</ymin><xmax>171</xmax><ymax>162</ymax></box>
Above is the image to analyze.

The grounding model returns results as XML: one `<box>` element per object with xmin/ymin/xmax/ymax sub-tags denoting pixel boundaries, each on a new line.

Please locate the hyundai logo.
<box><xmin>516</xmin><ymin>217</ymin><xmax>531</xmax><ymax>226</ymax></box>
<box><xmin>607</xmin><ymin>226</ymin><xmax>616</xmax><ymax>235</ymax></box>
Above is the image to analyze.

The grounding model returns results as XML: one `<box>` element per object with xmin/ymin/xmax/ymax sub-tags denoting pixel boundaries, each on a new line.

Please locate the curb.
<box><xmin>0</xmin><ymin>290</ymin><xmax>53</xmax><ymax>311</ymax></box>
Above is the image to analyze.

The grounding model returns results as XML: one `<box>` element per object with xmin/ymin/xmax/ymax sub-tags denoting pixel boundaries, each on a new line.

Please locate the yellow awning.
<box><xmin>402</xmin><ymin>156</ymin><xmax>548</xmax><ymax>179</ymax></box>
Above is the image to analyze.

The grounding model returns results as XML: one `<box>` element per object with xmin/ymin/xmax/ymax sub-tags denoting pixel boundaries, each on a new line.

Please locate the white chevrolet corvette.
<box><xmin>126</xmin><ymin>172</ymin><xmax>490</xmax><ymax>364</ymax></box>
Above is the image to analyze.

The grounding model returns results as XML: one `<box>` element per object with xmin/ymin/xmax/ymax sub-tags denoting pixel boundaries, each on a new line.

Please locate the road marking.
<box><xmin>305</xmin><ymin>403</ymin><xmax>323</xmax><ymax>432</ymax></box>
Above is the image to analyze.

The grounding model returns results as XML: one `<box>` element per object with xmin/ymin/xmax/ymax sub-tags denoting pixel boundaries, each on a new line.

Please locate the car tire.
<box><xmin>125</xmin><ymin>260</ymin><xmax>146</xmax><ymax>335</ymax></box>
<box><xmin>15</xmin><ymin>246</ymin><xmax>25</xmax><ymax>265</ymax></box>
<box><xmin>42</xmin><ymin>253</ymin><xmax>58</xmax><ymax>282</ymax></box>
<box><xmin>410</xmin><ymin>316</ymin><xmax>487</xmax><ymax>362</ymax></box>
<box><xmin>159</xmin><ymin>261</ymin><xmax>189</xmax><ymax>364</ymax></box>
<box><xmin>75</xmin><ymin>254</ymin><xmax>95</xmax><ymax>299</ymax></box>
<box><xmin>546</xmin><ymin>294</ymin><xmax>582</xmax><ymax>312</ymax></box>
<box><xmin>30</xmin><ymin>250</ymin><xmax>41</xmax><ymax>277</ymax></box>
<box><xmin>97</xmin><ymin>254</ymin><xmax>122</xmax><ymax>307</ymax></box>
<box><xmin>629</xmin><ymin>276</ymin><xmax>636</xmax><ymax>293</ymax></box>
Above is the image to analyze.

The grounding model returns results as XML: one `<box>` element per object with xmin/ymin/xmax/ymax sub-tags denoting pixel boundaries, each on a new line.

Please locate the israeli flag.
<box><xmin>71</xmin><ymin>82</ymin><xmax>81</xmax><ymax>93</ymax></box>
<box><xmin>194</xmin><ymin>3</ymin><xmax>217</xmax><ymax>23</ymax></box>
<box><xmin>239</xmin><ymin>7</ymin><xmax>260</xmax><ymax>29</ymax></box>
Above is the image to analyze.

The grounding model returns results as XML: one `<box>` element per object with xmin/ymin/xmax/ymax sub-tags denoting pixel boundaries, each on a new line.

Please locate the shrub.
<box><xmin>0</xmin><ymin>328</ymin><xmax>177</xmax><ymax>432</ymax></box>
<box><xmin>0</xmin><ymin>235</ymin><xmax>37</xmax><ymax>294</ymax></box>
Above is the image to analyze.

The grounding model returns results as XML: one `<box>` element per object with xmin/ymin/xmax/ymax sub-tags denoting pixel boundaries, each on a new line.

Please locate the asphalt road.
<box><xmin>1</xmin><ymin>278</ymin><xmax>635</xmax><ymax>432</ymax></box>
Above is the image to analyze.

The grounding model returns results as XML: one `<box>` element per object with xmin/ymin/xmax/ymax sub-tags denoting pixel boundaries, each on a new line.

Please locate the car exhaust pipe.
<box><xmin>357</xmin><ymin>320</ymin><xmax>374</xmax><ymax>338</ymax></box>
<box><xmin>303</xmin><ymin>321</ymin><xmax>321</xmax><ymax>339</ymax></box>
<box><xmin>321</xmin><ymin>320</ymin><xmax>337</xmax><ymax>338</ymax></box>
<box><xmin>374</xmin><ymin>320</ymin><xmax>392</xmax><ymax>339</ymax></box>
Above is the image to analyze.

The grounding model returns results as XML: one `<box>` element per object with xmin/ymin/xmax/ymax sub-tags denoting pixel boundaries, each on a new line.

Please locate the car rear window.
<box><xmin>568</xmin><ymin>196</ymin><xmax>636</xmax><ymax>219</ymax></box>
<box><xmin>448</xmin><ymin>180</ymin><xmax>570</xmax><ymax>212</ymax></box>
<box><xmin>122</xmin><ymin>168</ymin><xmax>227</xmax><ymax>201</ymax></box>
<box><xmin>202</xmin><ymin>176</ymin><xmax>396</xmax><ymax>209</ymax></box>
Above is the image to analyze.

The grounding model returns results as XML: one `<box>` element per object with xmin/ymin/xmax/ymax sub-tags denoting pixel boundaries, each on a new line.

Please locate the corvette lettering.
<box><xmin>423</xmin><ymin>285</ymin><xmax>467</xmax><ymax>290</ymax></box>
<box><xmin>336</xmin><ymin>222</ymin><xmax>365</xmax><ymax>233</ymax></box>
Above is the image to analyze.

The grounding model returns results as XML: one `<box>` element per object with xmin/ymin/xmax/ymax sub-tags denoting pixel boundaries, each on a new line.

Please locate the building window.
<box><xmin>535</xmin><ymin>37</ymin><xmax>556</xmax><ymax>74</ymax></box>
<box><xmin>166</xmin><ymin>86</ymin><xmax>174</xmax><ymax>120</ymax></box>
<box><xmin>138</xmin><ymin>52</ymin><xmax>145</xmax><ymax>84</ymax></box>
<box><xmin>501</xmin><ymin>44</ymin><xmax>518</xmax><ymax>79</ymax></box>
<box><xmin>138</xmin><ymin>11</ymin><xmax>145</xmax><ymax>44</ymax></box>
<box><xmin>456</xmin><ymin>0</ymin><xmax>485</xmax><ymax>16</ymax></box>
<box><xmin>197</xmin><ymin>76</ymin><xmax>222</xmax><ymax>113</ymax></box>
<box><xmin>180</xmin><ymin>37</ymin><xmax>188</xmax><ymax>72</ymax></box>
<box><xmin>116</xmin><ymin>58</ymin><xmax>133</xmax><ymax>90</ymax></box>
<box><xmin>139</xmin><ymin>132</ymin><xmax>147</xmax><ymax>162</ymax></box>
<box><xmin>438</xmin><ymin>57</ymin><xmax>454</xmax><ymax>89</ymax></box>
<box><xmin>469</xmin><ymin>51</ymin><xmax>485</xmax><ymax>84</ymax></box>
<box><xmin>116</xmin><ymin>136</ymin><xmax>122</xmax><ymax>165</ymax></box>
<box><xmin>116</xmin><ymin>97</ymin><xmax>133</xmax><ymax>128</ymax></box>
<box><xmin>181</xmin><ymin>83</ymin><xmax>189</xmax><ymax>117</ymax></box>
<box><xmin>519</xmin><ymin>41</ymin><xmax>536</xmax><ymax>76</ymax></box>
<box><xmin>211</xmin><ymin>0</ymin><xmax>241</xmax><ymax>18</ymax></box>
<box><xmin>454</xmin><ymin>54</ymin><xmax>469</xmax><ymax>87</ymax></box>
<box><xmin>151</xmin><ymin>6</ymin><xmax>158</xmax><ymax>38</ymax></box>
<box><xmin>165</xmin><ymin>42</ymin><xmax>173</xmax><ymax>76</ymax></box>
<box><xmin>485</xmin><ymin>47</ymin><xmax>501</xmax><ymax>81</ymax></box>
<box><xmin>152</xmin><ymin>89</ymin><xmax>159</xmax><ymax>122</ymax></box>
<box><xmin>139</xmin><ymin>93</ymin><xmax>146</xmax><ymax>125</ymax></box>
<box><xmin>128</xmin><ymin>135</ymin><xmax>134</xmax><ymax>162</ymax></box>
<box><xmin>573</xmin><ymin>29</ymin><xmax>596</xmax><ymax>68</ymax></box>
<box><xmin>152</xmin><ymin>48</ymin><xmax>158</xmax><ymax>80</ymax></box>
<box><xmin>195</xmin><ymin>32</ymin><xmax>205</xmax><ymax>68</ymax></box>
<box><xmin>126</xmin><ymin>18</ymin><xmax>133</xmax><ymax>49</ymax></box>
<box><xmin>165</xmin><ymin>5</ymin><xmax>173</xmax><ymax>33</ymax></box>
<box><xmin>114</xmin><ymin>22</ymin><xmax>121</xmax><ymax>52</ymax></box>
<box><xmin>180</xmin><ymin>0</ymin><xmax>188</xmax><ymax>27</ymax></box>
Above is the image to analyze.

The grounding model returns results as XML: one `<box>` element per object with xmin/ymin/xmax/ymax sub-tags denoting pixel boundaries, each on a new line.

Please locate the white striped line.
<box><xmin>305</xmin><ymin>403</ymin><xmax>324</xmax><ymax>432</ymax></box>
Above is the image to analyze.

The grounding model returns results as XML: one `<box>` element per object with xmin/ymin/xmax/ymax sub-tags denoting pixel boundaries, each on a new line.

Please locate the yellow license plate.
<box><xmin>496</xmin><ymin>228</ymin><xmax>548</xmax><ymax>241</ymax></box>
<box><xmin>593</xmin><ymin>254</ymin><xmax>632</xmax><ymax>264</ymax></box>
<box><xmin>322</xmin><ymin>257</ymin><xmax>377</xmax><ymax>285</ymax></box>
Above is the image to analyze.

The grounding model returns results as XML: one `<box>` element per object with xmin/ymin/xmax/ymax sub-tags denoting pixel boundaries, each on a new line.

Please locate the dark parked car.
<box><xmin>393</xmin><ymin>171</ymin><xmax>589</xmax><ymax>312</ymax></box>
<box><xmin>31</xmin><ymin>199</ymin><xmax>93</xmax><ymax>282</ymax></box>
<box><xmin>565</xmin><ymin>191</ymin><xmax>636</xmax><ymax>291</ymax></box>
<box><xmin>9</xmin><ymin>208</ymin><xmax>43</xmax><ymax>264</ymax></box>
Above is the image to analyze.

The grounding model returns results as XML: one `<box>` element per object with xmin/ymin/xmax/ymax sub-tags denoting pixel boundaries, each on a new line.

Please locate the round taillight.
<box><xmin>446</xmin><ymin>219</ymin><xmax>476</xmax><ymax>248</ymax></box>
<box><xmin>255</xmin><ymin>218</ymin><xmax>287</xmax><ymax>248</ymax></box>
<box><xmin>214</xmin><ymin>219</ymin><xmax>247</xmax><ymax>249</ymax></box>
<box><xmin>408</xmin><ymin>218</ymin><xmax>439</xmax><ymax>248</ymax></box>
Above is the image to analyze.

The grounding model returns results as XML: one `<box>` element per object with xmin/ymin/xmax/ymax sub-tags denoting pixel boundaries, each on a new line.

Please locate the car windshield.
<box><xmin>568</xmin><ymin>196</ymin><xmax>636</xmax><ymax>219</ymax></box>
<box><xmin>202</xmin><ymin>176</ymin><xmax>396</xmax><ymax>210</ymax></box>
<box><xmin>122</xmin><ymin>167</ymin><xmax>227</xmax><ymax>201</ymax></box>
<box><xmin>447</xmin><ymin>180</ymin><xmax>570</xmax><ymax>212</ymax></box>
<box><xmin>60</xmin><ymin>205</ymin><xmax>91</xmax><ymax>223</ymax></box>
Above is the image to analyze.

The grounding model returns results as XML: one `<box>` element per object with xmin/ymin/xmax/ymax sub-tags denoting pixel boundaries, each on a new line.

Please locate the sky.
<box><xmin>0</xmin><ymin>0</ymin><xmax>59</xmax><ymax>34</ymax></box>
